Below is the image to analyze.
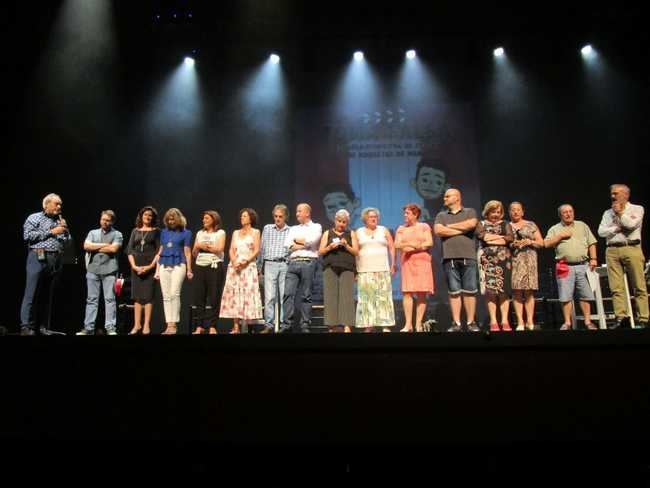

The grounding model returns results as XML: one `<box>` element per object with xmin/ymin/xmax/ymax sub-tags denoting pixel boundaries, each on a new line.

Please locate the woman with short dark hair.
<box><xmin>191</xmin><ymin>210</ymin><xmax>226</xmax><ymax>334</ymax></box>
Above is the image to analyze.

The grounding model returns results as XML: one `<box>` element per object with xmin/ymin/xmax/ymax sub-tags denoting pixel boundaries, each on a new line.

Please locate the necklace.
<box><xmin>139</xmin><ymin>229</ymin><xmax>150</xmax><ymax>252</ymax></box>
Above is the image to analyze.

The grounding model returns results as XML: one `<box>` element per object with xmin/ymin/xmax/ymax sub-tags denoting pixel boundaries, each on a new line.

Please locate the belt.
<box><xmin>566</xmin><ymin>260</ymin><xmax>588</xmax><ymax>266</ymax></box>
<box><xmin>290</xmin><ymin>257</ymin><xmax>316</xmax><ymax>262</ymax></box>
<box><xmin>607</xmin><ymin>240</ymin><xmax>640</xmax><ymax>248</ymax></box>
<box><xmin>265</xmin><ymin>258</ymin><xmax>286</xmax><ymax>263</ymax></box>
<box><xmin>31</xmin><ymin>249</ymin><xmax>60</xmax><ymax>254</ymax></box>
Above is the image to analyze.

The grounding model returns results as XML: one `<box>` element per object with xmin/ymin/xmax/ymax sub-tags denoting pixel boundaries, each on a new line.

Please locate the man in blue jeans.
<box><xmin>279</xmin><ymin>203</ymin><xmax>322</xmax><ymax>333</ymax></box>
<box><xmin>434</xmin><ymin>188</ymin><xmax>480</xmax><ymax>332</ymax></box>
<box><xmin>77</xmin><ymin>210</ymin><xmax>123</xmax><ymax>336</ymax></box>
<box><xmin>258</xmin><ymin>204</ymin><xmax>291</xmax><ymax>333</ymax></box>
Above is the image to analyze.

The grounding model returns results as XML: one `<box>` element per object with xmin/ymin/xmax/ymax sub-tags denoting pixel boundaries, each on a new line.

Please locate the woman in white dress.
<box><xmin>219</xmin><ymin>208</ymin><xmax>264</xmax><ymax>334</ymax></box>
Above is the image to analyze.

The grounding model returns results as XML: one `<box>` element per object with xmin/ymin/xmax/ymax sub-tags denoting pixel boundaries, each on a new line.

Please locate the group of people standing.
<box><xmin>19</xmin><ymin>183</ymin><xmax>647</xmax><ymax>335</ymax></box>
<box><xmin>433</xmin><ymin>185</ymin><xmax>647</xmax><ymax>331</ymax></box>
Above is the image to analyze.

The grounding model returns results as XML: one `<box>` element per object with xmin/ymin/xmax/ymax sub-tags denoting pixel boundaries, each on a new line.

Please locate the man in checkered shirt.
<box><xmin>257</xmin><ymin>204</ymin><xmax>291</xmax><ymax>333</ymax></box>
<box><xmin>20</xmin><ymin>193</ymin><xmax>70</xmax><ymax>335</ymax></box>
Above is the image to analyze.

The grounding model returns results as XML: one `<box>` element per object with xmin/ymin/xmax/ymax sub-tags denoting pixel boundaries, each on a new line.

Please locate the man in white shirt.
<box><xmin>597</xmin><ymin>184</ymin><xmax>647</xmax><ymax>328</ymax></box>
<box><xmin>279</xmin><ymin>203</ymin><xmax>322</xmax><ymax>333</ymax></box>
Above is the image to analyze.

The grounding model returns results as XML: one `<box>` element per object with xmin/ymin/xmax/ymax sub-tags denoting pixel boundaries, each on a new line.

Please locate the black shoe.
<box><xmin>20</xmin><ymin>326</ymin><xmax>36</xmax><ymax>336</ymax></box>
<box><xmin>259</xmin><ymin>326</ymin><xmax>274</xmax><ymax>334</ymax></box>
<box><xmin>278</xmin><ymin>326</ymin><xmax>292</xmax><ymax>334</ymax></box>
<box><xmin>609</xmin><ymin>317</ymin><xmax>630</xmax><ymax>329</ymax></box>
<box><xmin>466</xmin><ymin>321</ymin><xmax>480</xmax><ymax>332</ymax></box>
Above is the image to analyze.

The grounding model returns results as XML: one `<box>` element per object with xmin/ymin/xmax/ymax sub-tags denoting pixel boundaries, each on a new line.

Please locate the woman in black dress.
<box><xmin>126</xmin><ymin>206</ymin><xmax>161</xmax><ymax>334</ymax></box>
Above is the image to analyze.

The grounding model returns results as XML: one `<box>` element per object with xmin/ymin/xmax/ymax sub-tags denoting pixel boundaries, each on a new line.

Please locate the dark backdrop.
<box><xmin>5</xmin><ymin>1</ymin><xmax>648</xmax><ymax>332</ymax></box>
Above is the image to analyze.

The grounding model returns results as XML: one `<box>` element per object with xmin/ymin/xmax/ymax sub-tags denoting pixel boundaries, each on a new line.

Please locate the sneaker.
<box><xmin>106</xmin><ymin>329</ymin><xmax>118</xmax><ymax>336</ymax></box>
<box><xmin>76</xmin><ymin>329</ymin><xmax>93</xmax><ymax>335</ymax></box>
<box><xmin>447</xmin><ymin>323</ymin><xmax>462</xmax><ymax>332</ymax></box>
<box><xmin>466</xmin><ymin>321</ymin><xmax>480</xmax><ymax>332</ymax></box>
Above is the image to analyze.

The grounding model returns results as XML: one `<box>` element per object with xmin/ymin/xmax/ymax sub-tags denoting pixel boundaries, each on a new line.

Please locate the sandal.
<box><xmin>162</xmin><ymin>325</ymin><xmax>177</xmax><ymax>335</ymax></box>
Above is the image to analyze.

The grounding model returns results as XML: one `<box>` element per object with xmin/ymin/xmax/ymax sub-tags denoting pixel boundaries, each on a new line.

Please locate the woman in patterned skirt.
<box><xmin>509</xmin><ymin>202</ymin><xmax>544</xmax><ymax>330</ymax></box>
<box><xmin>219</xmin><ymin>208</ymin><xmax>263</xmax><ymax>334</ymax></box>
<box><xmin>476</xmin><ymin>200</ymin><xmax>514</xmax><ymax>332</ymax></box>
<box><xmin>355</xmin><ymin>207</ymin><xmax>396</xmax><ymax>333</ymax></box>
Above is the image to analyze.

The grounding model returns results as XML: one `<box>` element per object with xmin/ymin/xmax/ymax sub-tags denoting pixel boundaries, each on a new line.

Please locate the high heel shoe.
<box><xmin>128</xmin><ymin>326</ymin><xmax>142</xmax><ymax>335</ymax></box>
<box><xmin>501</xmin><ymin>322</ymin><xmax>512</xmax><ymax>332</ymax></box>
<box><xmin>162</xmin><ymin>325</ymin><xmax>177</xmax><ymax>335</ymax></box>
<box><xmin>208</xmin><ymin>327</ymin><xmax>217</xmax><ymax>335</ymax></box>
<box><xmin>192</xmin><ymin>327</ymin><xmax>205</xmax><ymax>335</ymax></box>
<box><xmin>142</xmin><ymin>327</ymin><xmax>150</xmax><ymax>335</ymax></box>
<box><xmin>400</xmin><ymin>327</ymin><xmax>414</xmax><ymax>333</ymax></box>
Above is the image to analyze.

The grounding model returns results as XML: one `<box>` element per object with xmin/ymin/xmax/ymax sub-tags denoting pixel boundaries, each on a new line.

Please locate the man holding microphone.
<box><xmin>20</xmin><ymin>193</ymin><xmax>70</xmax><ymax>335</ymax></box>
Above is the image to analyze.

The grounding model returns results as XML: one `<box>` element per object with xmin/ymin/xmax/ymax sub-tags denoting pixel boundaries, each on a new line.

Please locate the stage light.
<box><xmin>581</xmin><ymin>44</ymin><xmax>593</xmax><ymax>56</ymax></box>
<box><xmin>270</xmin><ymin>54</ymin><xmax>280</xmax><ymax>64</ymax></box>
<box><xmin>354</xmin><ymin>51</ymin><xmax>364</xmax><ymax>61</ymax></box>
<box><xmin>188</xmin><ymin>13</ymin><xmax>193</xmax><ymax>18</ymax></box>
<box><xmin>184</xmin><ymin>56</ymin><xmax>195</xmax><ymax>66</ymax></box>
<box><xmin>172</xmin><ymin>13</ymin><xmax>177</xmax><ymax>19</ymax></box>
<box><xmin>493</xmin><ymin>47</ymin><xmax>504</xmax><ymax>57</ymax></box>
<box><xmin>406</xmin><ymin>50</ymin><xmax>416</xmax><ymax>59</ymax></box>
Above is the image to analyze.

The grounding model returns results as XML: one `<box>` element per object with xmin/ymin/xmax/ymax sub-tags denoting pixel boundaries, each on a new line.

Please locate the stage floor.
<box><xmin>2</xmin><ymin>329</ymin><xmax>650</xmax><ymax>474</ymax></box>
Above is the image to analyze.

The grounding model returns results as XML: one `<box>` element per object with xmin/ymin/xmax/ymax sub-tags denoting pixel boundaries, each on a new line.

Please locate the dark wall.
<box><xmin>7</xmin><ymin>2</ymin><xmax>648</xmax><ymax>331</ymax></box>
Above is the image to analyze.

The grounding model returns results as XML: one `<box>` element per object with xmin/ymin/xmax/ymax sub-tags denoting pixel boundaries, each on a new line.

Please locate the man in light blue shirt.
<box><xmin>77</xmin><ymin>210</ymin><xmax>123</xmax><ymax>335</ymax></box>
<box><xmin>258</xmin><ymin>204</ymin><xmax>291</xmax><ymax>333</ymax></box>
<box><xmin>280</xmin><ymin>203</ymin><xmax>322</xmax><ymax>333</ymax></box>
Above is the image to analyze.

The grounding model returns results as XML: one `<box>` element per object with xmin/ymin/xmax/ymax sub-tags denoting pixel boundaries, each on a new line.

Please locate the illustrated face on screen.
<box><xmin>413</xmin><ymin>167</ymin><xmax>447</xmax><ymax>200</ymax></box>
<box><xmin>323</xmin><ymin>191</ymin><xmax>360</xmax><ymax>223</ymax></box>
